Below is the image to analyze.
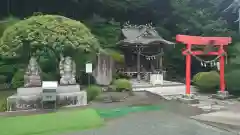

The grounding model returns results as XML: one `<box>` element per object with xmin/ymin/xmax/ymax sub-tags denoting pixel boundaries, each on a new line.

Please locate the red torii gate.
<box><xmin>176</xmin><ymin>35</ymin><xmax>232</xmax><ymax>95</ymax></box>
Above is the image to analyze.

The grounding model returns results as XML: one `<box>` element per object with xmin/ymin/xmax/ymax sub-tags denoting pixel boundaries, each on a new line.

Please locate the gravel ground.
<box><xmin>62</xmin><ymin>110</ymin><xmax>234</xmax><ymax>135</ymax></box>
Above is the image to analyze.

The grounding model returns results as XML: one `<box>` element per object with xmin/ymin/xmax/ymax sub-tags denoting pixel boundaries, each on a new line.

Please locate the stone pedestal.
<box><xmin>177</xmin><ymin>94</ymin><xmax>199</xmax><ymax>104</ymax></box>
<box><xmin>7</xmin><ymin>94</ymin><xmax>42</xmax><ymax>111</ymax></box>
<box><xmin>57</xmin><ymin>85</ymin><xmax>80</xmax><ymax>93</ymax></box>
<box><xmin>24</xmin><ymin>75</ymin><xmax>41</xmax><ymax>87</ymax></box>
<box><xmin>7</xmin><ymin>84</ymin><xmax>87</xmax><ymax>112</ymax></box>
<box><xmin>212</xmin><ymin>91</ymin><xmax>232</xmax><ymax>100</ymax></box>
<box><xmin>57</xmin><ymin>91</ymin><xmax>87</xmax><ymax>106</ymax></box>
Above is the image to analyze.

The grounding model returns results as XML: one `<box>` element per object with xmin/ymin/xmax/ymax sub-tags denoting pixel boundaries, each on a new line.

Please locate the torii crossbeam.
<box><xmin>176</xmin><ymin>35</ymin><xmax>232</xmax><ymax>95</ymax></box>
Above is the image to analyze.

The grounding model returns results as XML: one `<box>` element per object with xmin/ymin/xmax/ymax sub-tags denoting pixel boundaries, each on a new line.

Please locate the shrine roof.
<box><xmin>118</xmin><ymin>23</ymin><xmax>175</xmax><ymax>46</ymax></box>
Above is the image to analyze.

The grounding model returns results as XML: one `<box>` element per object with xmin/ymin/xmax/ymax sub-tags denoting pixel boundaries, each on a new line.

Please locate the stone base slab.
<box><xmin>7</xmin><ymin>91</ymin><xmax>87</xmax><ymax>111</ymax></box>
<box><xmin>57</xmin><ymin>85</ymin><xmax>80</xmax><ymax>93</ymax></box>
<box><xmin>212</xmin><ymin>91</ymin><xmax>232</xmax><ymax>100</ymax></box>
<box><xmin>177</xmin><ymin>94</ymin><xmax>199</xmax><ymax>104</ymax></box>
<box><xmin>17</xmin><ymin>85</ymin><xmax>81</xmax><ymax>96</ymax></box>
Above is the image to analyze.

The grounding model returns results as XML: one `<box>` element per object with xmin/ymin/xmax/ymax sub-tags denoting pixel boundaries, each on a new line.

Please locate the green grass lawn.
<box><xmin>0</xmin><ymin>105</ymin><xmax>161</xmax><ymax>135</ymax></box>
<box><xmin>0</xmin><ymin>89</ymin><xmax>162</xmax><ymax>135</ymax></box>
<box><xmin>0</xmin><ymin>108</ymin><xmax>104</xmax><ymax>135</ymax></box>
<box><xmin>0</xmin><ymin>90</ymin><xmax>16</xmax><ymax>111</ymax></box>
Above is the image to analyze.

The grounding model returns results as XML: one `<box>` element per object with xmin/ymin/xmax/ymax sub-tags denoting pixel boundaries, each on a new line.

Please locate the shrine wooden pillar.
<box><xmin>136</xmin><ymin>45</ymin><xmax>141</xmax><ymax>81</ymax></box>
<box><xmin>159</xmin><ymin>48</ymin><xmax>163</xmax><ymax>71</ymax></box>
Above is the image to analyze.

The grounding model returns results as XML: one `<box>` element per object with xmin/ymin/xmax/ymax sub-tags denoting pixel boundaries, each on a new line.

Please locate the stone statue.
<box><xmin>24</xmin><ymin>56</ymin><xmax>42</xmax><ymax>87</ymax></box>
<box><xmin>59</xmin><ymin>55</ymin><xmax>76</xmax><ymax>85</ymax></box>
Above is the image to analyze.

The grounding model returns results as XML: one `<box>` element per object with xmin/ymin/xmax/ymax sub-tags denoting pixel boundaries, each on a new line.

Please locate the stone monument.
<box><xmin>93</xmin><ymin>53</ymin><xmax>113</xmax><ymax>85</ymax></box>
<box><xmin>57</xmin><ymin>55</ymin><xmax>86</xmax><ymax>107</ymax></box>
<box><xmin>24</xmin><ymin>56</ymin><xmax>42</xmax><ymax>87</ymax></box>
<box><xmin>59</xmin><ymin>55</ymin><xmax>76</xmax><ymax>85</ymax></box>
<box><xmin>6</xmin><ymin>55</ymin><xmax>87</xmax><ymax>112</ymax></box>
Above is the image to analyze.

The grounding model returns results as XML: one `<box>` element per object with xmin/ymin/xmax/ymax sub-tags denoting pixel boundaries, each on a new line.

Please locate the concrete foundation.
<box><xmin>212</xmin><ymin>91</ymin><xmax>232</xmax><ymax>100</ymax></box>
<box><xmin>177</xmin><ymin>94</ymin><xmax>199</xmax><ymax>104</ymax></box>
<box><xmin>7</xmin><ymin>84</ymin><xmax>87</xmax><ymax>111</ymax></box>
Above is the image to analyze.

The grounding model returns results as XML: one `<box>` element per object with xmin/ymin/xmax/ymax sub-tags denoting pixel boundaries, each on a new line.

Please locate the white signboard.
<box><xmin>85</xmin><ymin>63</ymin><xmax>93</xmax><ymax>73</ymax></box>
<box><xmin>42</xmin><ymin>81</ymin><xmax>58</xmax><ymax>89</ymax></box>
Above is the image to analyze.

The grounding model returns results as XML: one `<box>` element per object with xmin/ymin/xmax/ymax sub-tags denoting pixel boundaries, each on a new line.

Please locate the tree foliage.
<box><xmin>0</xmin><ymin>15</ymin><xmax>100</xmax><ymax>57</ymax></box>
<box><xmin>85</xmin><ymin>17</ymin><xmax>121</xmax><ymax>48</ymax></box>
<box><xmin>0</xmin><ymin>16</ymin><xmax>20</xmax><ymax>37</ymax></box>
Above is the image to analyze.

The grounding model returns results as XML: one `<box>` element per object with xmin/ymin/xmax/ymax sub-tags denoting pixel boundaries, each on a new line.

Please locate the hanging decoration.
<box><xmin>186</xmin><ymin>49</ymin><xmax>226</xmax><ymax>68</ymax></box>
<box><xmin>145</xmin><ymin>56</ymin><xmax>157</xmax><ymax>60</ymax></box>
<box><xmin>142</xmin><ymin>52</ymin><xmax>163</xmax><ymax>60</ymax></box>
<box><xmin>132</xmin><ymin>50</ymin><xmax>164</xmax><ymax>61</ymax></box>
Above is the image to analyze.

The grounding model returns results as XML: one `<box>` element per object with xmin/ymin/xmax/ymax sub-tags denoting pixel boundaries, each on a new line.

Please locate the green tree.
<box><xmin>0</xmin><ymin>16</ymin><xmax>20</xmax><ymax>37</ymax></box>
<box><xmin>85</xmin><ymin>18</ymin><xmax>121</xmax><ymax>49</ymax></box>
<box><xmin>0</xmin><ymin>15</ymin><xmax>100</xmax><ymax>58</ymax></box>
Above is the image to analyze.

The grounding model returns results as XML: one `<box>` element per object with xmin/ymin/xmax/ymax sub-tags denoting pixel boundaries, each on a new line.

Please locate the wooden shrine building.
<box><xmin>118</xmin><ymin>23</ymin><xmax>175</xmax><ymax>83</ymax></box>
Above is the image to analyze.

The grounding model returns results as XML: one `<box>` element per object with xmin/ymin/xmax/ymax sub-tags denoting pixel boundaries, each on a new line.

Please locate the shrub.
<box><xmin>225</xmin><ymin>70</ymin><xmax>240</xmax><ymax>95</ymax></box>
<box><xmin>0</xmin><ymin>65</ymin><xmax>16</xmax><ymax>74</ymax></box>
<box><xmin>193</xmin><ymin>71</ymin><xmax>219</xmax><ymax>93</ymax></box>
<box><xmin>41</xmin><ymin>72</ymin><xmax>57</xmax><ymax>81</ymax></box>
<box><xmin>11</xmin><ymin>69</ymin><xmax>24</xmax><ymax>89</ymax></box>
<box><xmin>113</xmin><ymin>79</ymin><xmax>132</xmax><ymax>92</ymax></box>
<box><xmin>0</xmin><ymin>83</ymin><xmax>11</xmax><ymax>90</ymax></box>
<box><xmin>0</xmin><ymin>99</ymin><xmax>7</xmax><ymax>112</ymax></box>
<box><xmin>113</xmin><ymin>72</ymin><xmax>131</xmax><ymax>80</ymax></box>
<box><xmin>192</xmin><ymin>72</ymin><xmax>205</xmax><ymax>83</ymax></box>
<box><xmin>86</xmin><ymin>85</ymin><xmax>101</xmax><ymax>102</ymax></box>
<box><xmin>0</xmin><ymin>75</ymin><xmax>7</xmax><ymax>83</ymax></box>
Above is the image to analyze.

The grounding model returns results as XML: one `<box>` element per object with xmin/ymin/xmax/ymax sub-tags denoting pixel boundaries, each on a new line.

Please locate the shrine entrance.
<box><xmin>176</xmin><ymin>35</ymin><xmax>232</xmax><ymax>96</ymax></box>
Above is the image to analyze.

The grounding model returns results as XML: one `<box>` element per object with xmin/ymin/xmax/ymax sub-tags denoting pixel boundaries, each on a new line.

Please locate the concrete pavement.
<box><xmin>62</xmin><ymin>110</ymin><xmax>235</xmax><ymax>135</ymax></box>
<box><xmin>191</xmin><ymin>110</ymin><xmax>240</xmax><ymax>132</ymax></box>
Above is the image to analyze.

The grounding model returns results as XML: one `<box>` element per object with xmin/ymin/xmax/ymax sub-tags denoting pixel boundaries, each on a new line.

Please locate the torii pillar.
<box><xmin>176</xmin><ymin>35</ymin><xmax>231</xmax><ymax>99</ymax></box>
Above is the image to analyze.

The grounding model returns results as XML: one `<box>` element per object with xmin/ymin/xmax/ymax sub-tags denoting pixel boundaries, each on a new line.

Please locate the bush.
<box><xmin>86</xmin><ymin>85</ymin><xmax>101</xmax><ymax>102</ymax></box>
<box><xmin>0</xmin><ymin>75</ymin><xmax>7</xmax><ymax>83</ymax></box>
<box><xmin>0</xmin><ymin>65</ymin><xmax>16</xmax><ymax>81</ymax></box>
<box><xmin>113</xmin><ymin>72</ymin><xmax>131</xmax><ymax>80</ymax></box>
<box><xmin>0</xmin><ymin>83</ymin><xmax>11</xmax><ymax>90</ymax></box>
<box><xmin>41</xmin><ymin>72</ymin><xmax>57</xmax><ymax>81</ymax></box>
<box><xmin>225</xmin><ymin>70</ymin><xmax>240</xmax><ymax>95</ymax></box>
<box><xmin>193</xmin><ymin>71</ymin><xmax>219</xmax><ymax>93</ymax></box>
<box><xmin>0</xmin><ymin>65</ymin><xmax>16</xmax><ymax>74</ymax></box>
<box><xmin>113</xmin><ymin>79</ymin><xmax>132</xmax><ymax>92</ymax></box>
<box><xmin>192</xmin><ymin>72</ymin><xmax>205</xmax><ymax>84</ymax></box>
<box><xmin>0</xmin><ymin>99</ymin><xmax>7</xmax><ymax>112</ymax></box>
<box><xmin>11</xmin><ymin>69</ymin><xmax>24</xmax><ymax>89</ymax></box>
